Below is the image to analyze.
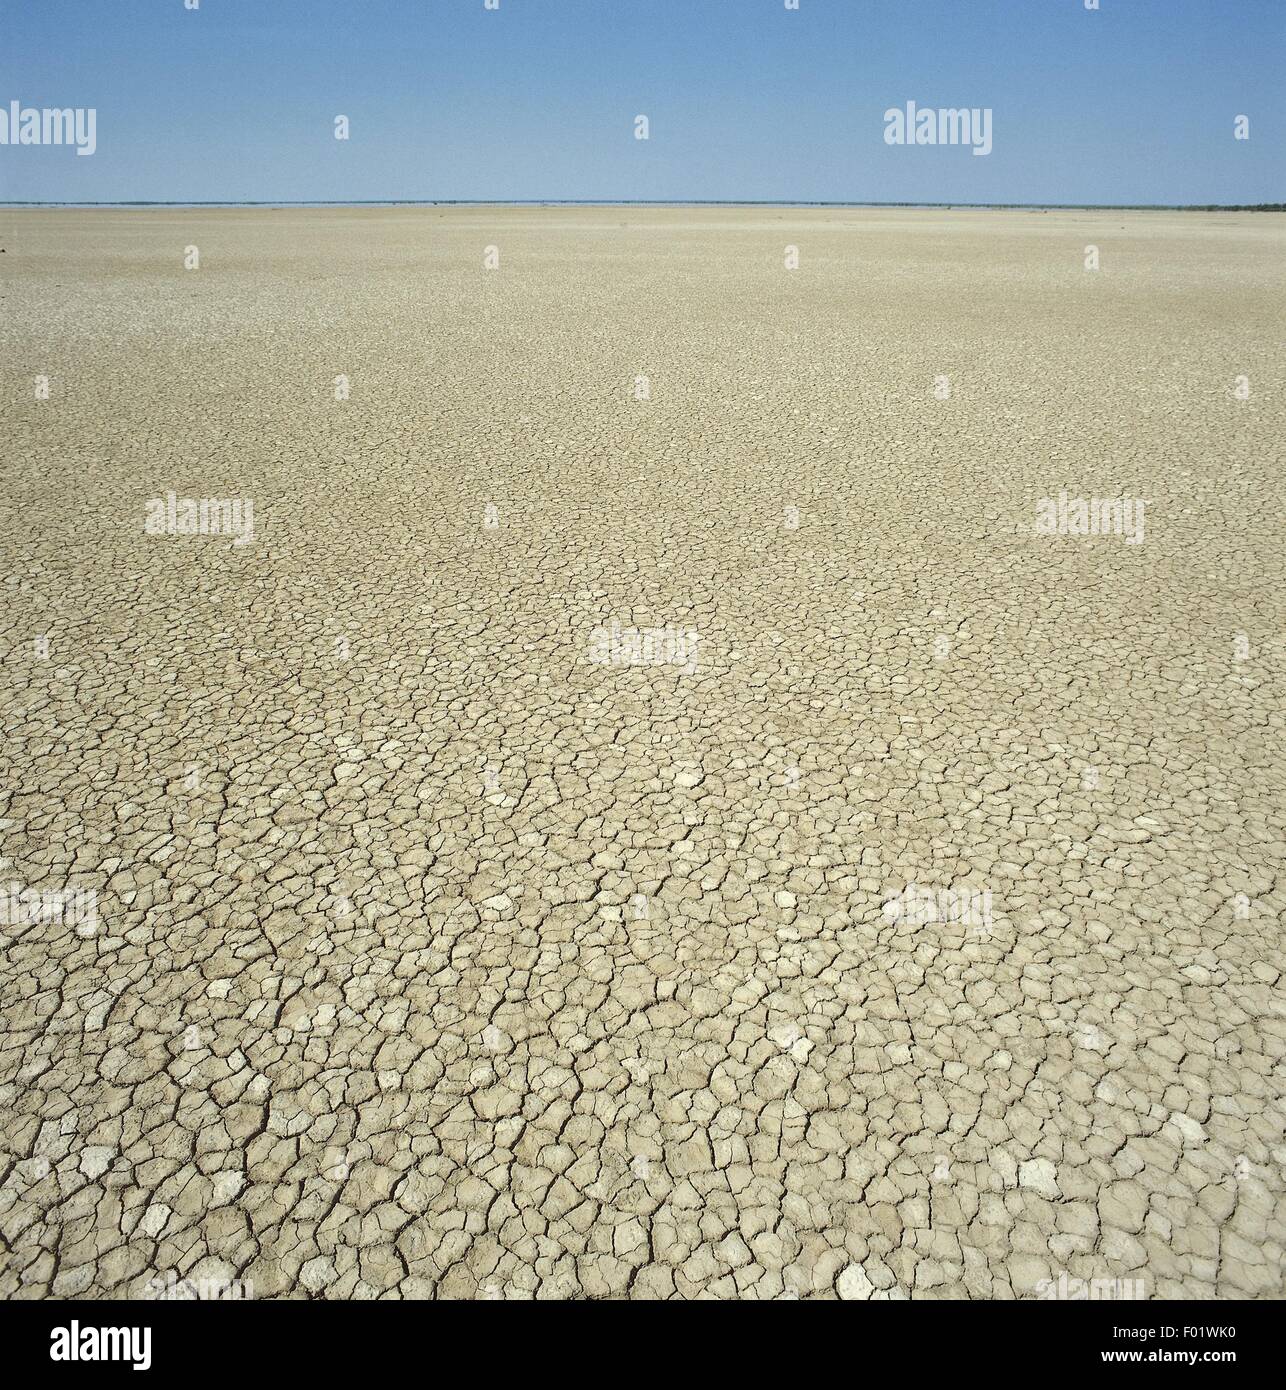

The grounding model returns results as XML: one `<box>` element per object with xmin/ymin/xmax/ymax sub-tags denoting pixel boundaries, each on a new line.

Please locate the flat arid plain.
<box><xmin>1</xmin><ymin>206</ymin><xmax>1282</xmax><ymax>1300</ymax></box>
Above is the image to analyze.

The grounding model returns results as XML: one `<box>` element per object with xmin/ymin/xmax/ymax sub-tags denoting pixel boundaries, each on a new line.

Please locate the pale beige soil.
<box><xmin>0</xmin><ymin>206</ymin><xmax>1282</xmax><ymax>1299</ymax></box>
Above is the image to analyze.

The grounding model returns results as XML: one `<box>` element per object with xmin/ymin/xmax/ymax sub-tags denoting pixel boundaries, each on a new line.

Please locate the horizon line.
<box><xmin>3</xmin><ymin>199</ymin><xmax>1284</xmax><ymax>212</ymax></box>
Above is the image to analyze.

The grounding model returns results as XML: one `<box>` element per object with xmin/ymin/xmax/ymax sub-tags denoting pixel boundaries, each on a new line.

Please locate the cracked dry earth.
<box><xmin>1</xmin><ymin>206</ymin><xmax>1283</xmax><ymax>1302</ymax></box>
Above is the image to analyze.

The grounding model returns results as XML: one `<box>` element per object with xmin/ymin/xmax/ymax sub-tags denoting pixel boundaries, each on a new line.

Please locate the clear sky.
<box><xmin>1</xmin><ymin>0</ymin><xmax>1282</xmax><ymax>205</ymax></box>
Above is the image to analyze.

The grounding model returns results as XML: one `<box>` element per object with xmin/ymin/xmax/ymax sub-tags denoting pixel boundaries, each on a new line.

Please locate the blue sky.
<box><xmin>1</xmin><ymin>0</ymin><xmax>1282</xmax><ymax>204</ymax></box>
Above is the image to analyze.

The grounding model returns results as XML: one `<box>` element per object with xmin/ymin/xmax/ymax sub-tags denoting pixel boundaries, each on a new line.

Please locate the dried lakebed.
<box><xmin>0</xmin><ymin>206</ymin><xmax>1282</xmax><ymax>1300</ymax></box>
